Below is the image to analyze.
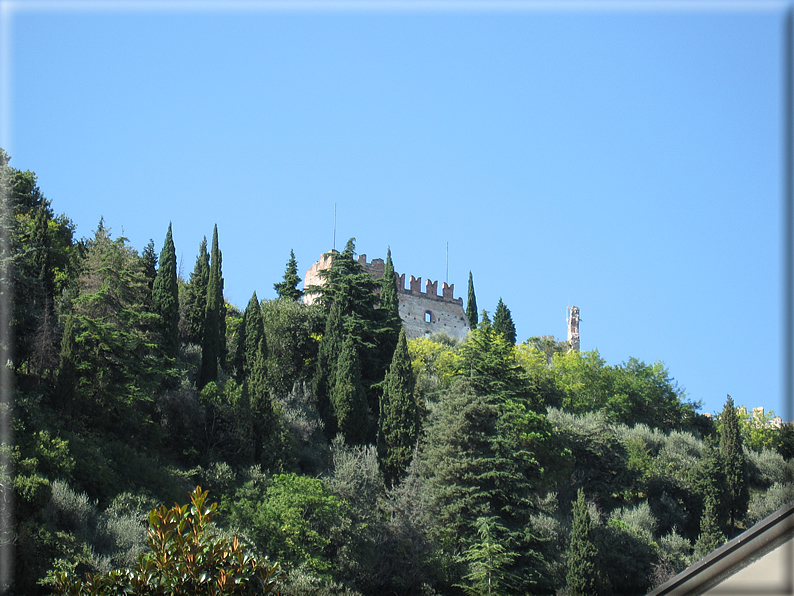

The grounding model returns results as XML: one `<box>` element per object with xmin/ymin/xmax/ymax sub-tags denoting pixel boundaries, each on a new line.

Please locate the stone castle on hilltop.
<box><xmin>303</xmin><ymin>251</ymin><xmax>471</xmax><ymax>340</ymax></box>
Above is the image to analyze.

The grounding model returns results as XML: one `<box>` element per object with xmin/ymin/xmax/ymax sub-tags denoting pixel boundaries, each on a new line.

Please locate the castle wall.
<box><xmin>303</xmin><ymin>251</ymin><xmax>471</xmax><ymax>340</ymax></box>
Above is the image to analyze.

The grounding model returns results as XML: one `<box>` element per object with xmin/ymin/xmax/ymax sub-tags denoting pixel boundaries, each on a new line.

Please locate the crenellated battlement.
<box><xmin>356</xmin><ymin>254</ymin><xmax>461</xmax><ymax>305</ymax></box>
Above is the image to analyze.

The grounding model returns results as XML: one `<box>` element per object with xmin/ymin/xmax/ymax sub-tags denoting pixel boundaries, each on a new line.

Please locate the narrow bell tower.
<box><xmin>566</xmin><ymin>306</ymin><xmax>580</xmax><ymax>352</ymax></box>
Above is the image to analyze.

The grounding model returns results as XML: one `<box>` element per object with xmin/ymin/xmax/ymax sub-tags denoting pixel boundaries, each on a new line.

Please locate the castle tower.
<box><xmin>303</xmin><ymin>251</ymin><xmax>471</xmax><ymax>340</ymax></box>
<box><xmin>566</xmin><ymin>306</ymin><xmax>580</xmax><ymax>352</ymax></box>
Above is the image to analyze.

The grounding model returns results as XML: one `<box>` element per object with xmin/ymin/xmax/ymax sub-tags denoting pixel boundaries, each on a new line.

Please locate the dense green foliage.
<box><xmin>50</xmin><ymin>486</ymin><xmax>284</xmax><ymax>595</ymax></box>
<box><xmin>5</xmin><ymin>149</ymin><xmax>793</xmax><ymax>595</ymax></box>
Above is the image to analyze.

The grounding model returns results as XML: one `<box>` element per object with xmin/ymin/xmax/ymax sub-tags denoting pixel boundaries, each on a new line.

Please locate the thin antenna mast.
<box><xmin>446</xmin><ymin>242</ymin><xmax>449</xmax><ymax>285</ymax></box>
<box><xmin>333</xmin><ymin>203</ymin><xmax>337</xmax><ymax>251</ymax></box>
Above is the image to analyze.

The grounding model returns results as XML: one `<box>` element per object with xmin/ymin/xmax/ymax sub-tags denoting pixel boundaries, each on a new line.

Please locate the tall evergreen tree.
<box><xmin>565</xmin><ymin>489</ymin><xmax>599</xmax><ymax>596</ymax></box>
<box><xmin>184</xmin><ymin>237</ymin><xmax>209</xmax><ymax>345</ymax></box>
<box><xmin>694</xmin><ymin>490</ymin><xmax>726</xmax><ymax>560</ymax></box>
<box><xmin>313</xmin><ymin>300</ymin><xmax>345</xmax><ymax>438</ymax></box>
<box><xmin>331</xmin><ymin>331</ymin><xmax>369</xmax><ymax>445</ymax></box>
<box><xmin>152</xmin><ymin>223</ymin><xmax>179</xmax><ymax>359</ymax></box>
<box><xmin>376</xmin><ymin>247</ymin><xmax>402</xmax><ymax>392</ymax></box>
<box><xmin>379</xmin><ymin>247</ymin><xmax>401</xmax><ymax>334</ymax></box>
<box><xmin>141</xmin><ymin>238</ymin><xmax>158</xmax><ymax>307</ymax></box>
<box><xmin>466</xmin><ymin>271</ymin><xmax>478</xmax><ymax>330</ymax></box>
<box><xmin>310</xmin><ymin>238</ymin><xmax>387</xmax><ymax>440</ymax></box>
<box><xmin>719</xmin><ymin>395</ymin><xmax>749</xmax><ymax>533</ymax></box>
<box><xmin>455</xmin><ymin>516</ymin><xmax>519</xmax><ymax>596</ymax></box>
<box><xmin>235</xmin><ymin>291</ymin><xmax>265</xmax><ymax>380</ymax></box>
<box><xmin>492</xmin><ymin>298</ymin><xmax>517</xmax><ymax>346</ymax></box>
<box><xmin>199</xmin><ymin>225</ymin><xmax>224</xmax><ymax>389</ymax></box>
<box><xmin>378</xmin><ymin>328</ymin><xmax>417</xmax><ymax>486</ymax></box>
<box><xmin>273</xmin><ymin>249</ymin><xmax>303</xmax><ymax>301</ymax></box>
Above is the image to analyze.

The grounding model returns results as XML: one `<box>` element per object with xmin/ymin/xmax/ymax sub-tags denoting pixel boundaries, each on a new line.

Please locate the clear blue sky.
<box><xmin>1</xmin><ymin>1</ymin><xmax>787</xmax><ymax>419</ymax></box>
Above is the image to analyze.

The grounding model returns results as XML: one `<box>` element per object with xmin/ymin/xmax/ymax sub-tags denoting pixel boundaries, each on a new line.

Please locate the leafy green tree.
<box><xmin>260</xmin><ymin>298</ymin><xmax>323</xmax><ymax>397</ymax></box>
<box><xmin>230</xmin><ymin>473</ymin><xmax>349</xmax><ymax>576</ymax></box>
<box><xmin>2</xmin><ymin>152</ymin><xmax>76</xmax><ymax>374</ymax></box>
<box><xmin>273</xmin><ymin>249</ymin><xmax>303</xmax><ymax>301</ymax></box>
<box><xmin>183</xmin><ymin>237</ymin><xmax>209</xmax><ymax>345</ymax></box>
<box><xmin>377</xmin><ymin>328</ymin><xmax>417</xmax><ymax>486</ymax></box>
<box><xmin>199</xmin><ymin>226</ymin><xmax>224</xmax><ymax>389</ymax></box>
<box><xmin>566</xmin><ymin>488</ymin><xmax>599</xmax><ymax>596</ymax></box>
<box><xmin>455</xmin><ymin>516</ymin><xmax>519</xmax><ymax>596</ymax></box>
<box><xmin>466</xmin><ymin>271</ymin><xmax>478</xmax><ymax>330</ymax></box>
<box><xmin>492</xmin><ymin>298</ymin><xmax>517</xmax><ymax>346</ymax></box>
<box><xmin>719</xmin><ymin>395</ymin><xmax>749</xmax><ymax>532</ymax></box>
<box><xmin>152</xmin><ymin>223</ymin><xmax>179</xmax><ymax>359</ymax></box>
<box><xmin>49</xmin><ymin>486</ymin><xmax>284</xmax><ymax>595</ymax></box>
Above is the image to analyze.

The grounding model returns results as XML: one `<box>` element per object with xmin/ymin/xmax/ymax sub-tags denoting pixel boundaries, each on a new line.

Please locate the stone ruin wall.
<box><xmin>303</xmin><ymin>251</ymin><xmax>471</xmax><ymax>340</ymax></box>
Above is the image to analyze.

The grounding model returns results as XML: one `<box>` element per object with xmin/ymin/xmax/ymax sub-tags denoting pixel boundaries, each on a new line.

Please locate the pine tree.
<box><xmin>455</xmin><ymin>516</ymin><xmax>519</xmax><ymax>596</ymax></box>
<box><xmin>566</xmin><ymin>489</ymin><xmax>599</xmax><ymax>596</ymax></box>
<box><xmin>719</xmin><ymin>395</ymin><xmax>749</xmax><ymax>533</ymax></box>
<box><xmin>331</xmin><ymin>331</ymin><xmax>369</xmax><ymax>444</ymax></box>
<box><xmin>492</xmin><ymin>298</ymin><xmax>517</xmax><ymax>346</ymax></box>
<box><xmin>199</xmin><ymin>226</ymin><xmax>224</xmax><ymax>389</ymax></box>
<box><xmin>184</xmin><ymin>237</ymin><xmax>209</xmax><ymax>345</ymax></box>
<box><xmin>466</xmin><ymin>271</ymin><xmax>478</xmax><ymax>330</ymax></box>
<box><xmin>152</xmin><ymin>223</ymin><xmax>179</xmax><ymax>359</ymax></box>
<box><xmin>377</xmin><ymin>328</ymin><xmax>417</xmax><ymax>486</ymax></box>
<box><xmin>273</xmin><ymin>249</ymin><xmax>303</xmax><ymax>301</ymax></box>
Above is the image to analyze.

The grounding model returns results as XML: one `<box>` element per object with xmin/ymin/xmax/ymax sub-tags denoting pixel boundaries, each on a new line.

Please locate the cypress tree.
<box><xmin>566</xmin><ymin>488</ymin><xmax>599</xmax><ymax>596</ymax></box>
<box><xmin>273</xmin><ymin>249</ymin><xmax>303</xmax><ymax>301</ymax></box>
<box><xmin>380</xmin><ymin>247</ymin><xmax>401</xmax><ymax>334</ymax></box>
<box><xmin>719</xmin><ymin>395</ymin><xmax>749</xmax><ymax>533</ymax></box>
<box><xmin>331</xmin><ymin>331</ymin><xmax>368</xmax><ymax>444</ymax></box>
<box><xmin>184</xmin><ymin>237</ymin><xmax>209</xmax><ymax>345</ymax></box>
<box><xmin>694</xmin><ymin>490</ymin><xmax>726</xmax><ymax>560</ymax></box>
<box><xmin>313</xmin><ymin>300</ymin><xmax>345</xmax><ymax>437</ymax></box>
<box><xmin>234</xmin><ymin>291</ymin><xmax>265</xmax><ymax>379</ymax></box>
<box><xmin>466</xmin><ymin>271</ymin><xmax>478</xmax><ymax>330</ymax></box>
<box><xmin>199</xmin><ymin>226</ymin><xmax>223</xmax><ymax>389</ymax></box>
<box><xmin>378</xmin><ymin>328</ymin><xmax>417</xmax><ymax>486</ymax></box>
<box><xmin>141</xmin><ymin>238</ymin><xmax>158</xmax><ymax>308</ymax></box>
<box><xmin>376</xmin><ymin>247</ymin><xmax>402</xmax><ymax>395</ymax></box>
<box><xmin>492</xmin><ymin>297</ymin><xmax>517</xmax><ymax>346</ymax></box>
<box><xmin>152</xmin><ymin>223</ymin><xmax>179</xmax><ymax>359</ymax></box>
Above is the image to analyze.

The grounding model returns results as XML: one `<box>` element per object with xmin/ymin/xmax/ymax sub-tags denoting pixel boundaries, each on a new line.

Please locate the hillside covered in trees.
<box><xmin>3</xmin><ymin>149</ymin><xmax>794</xmax><ymax>595</ymax></box>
